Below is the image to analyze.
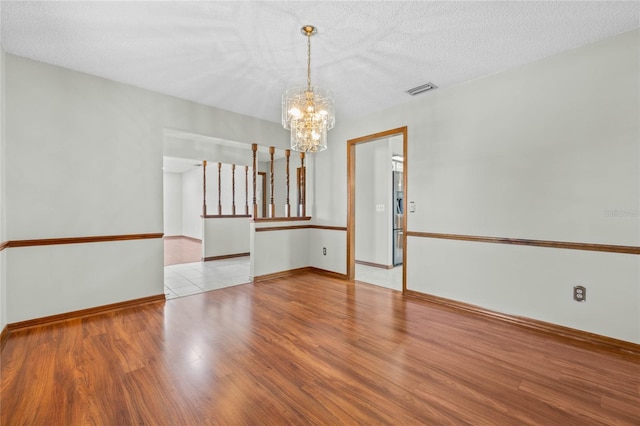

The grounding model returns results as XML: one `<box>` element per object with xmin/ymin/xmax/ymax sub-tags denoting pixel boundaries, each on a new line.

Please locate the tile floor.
<box><xmin>164</xmin><ymin>256</ymin><xmax>251</xmax><ymax>300</ymax></box>
<box><xmin>164</xmin><ymin>257</ymin><xmax>402</xmax><ymax>300</ymax></box>
<box><xmin>355</xmin><ymin>263</ymin><xmax>403</xmax><ymax>291</ymax></box>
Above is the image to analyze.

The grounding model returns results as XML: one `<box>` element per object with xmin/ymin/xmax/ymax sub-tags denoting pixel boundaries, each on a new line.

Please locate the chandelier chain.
<box><xmin>306</xmin><ymin>32</ymin><xmax>311</xmax><ymax>89</ymax></box>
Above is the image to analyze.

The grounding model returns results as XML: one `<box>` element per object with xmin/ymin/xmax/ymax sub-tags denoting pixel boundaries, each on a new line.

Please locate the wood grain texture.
<box><xmin>201</xmin><ymin>215</ymin><xmax>251</xmax><ymax>219</ymax></box>
<box><xmin>217</xmin><ymin>162</ymin><xmax>222</xmax><ymax>215</ymax></box>
<box><xmin>254</xmin><ymin>225</ymin><xmax>312</xmax><ymax>232</ymax></box>
<box><xmin>285</xmin><ymin>149</ymin><xmax>291</xmax><ymax>213</ymax></box>
<box><xmin>253</xmin><ymin>267</ymin><xmax>347</xmax><ymax>282</ymax></box>
<box><xmin>253</xmin><ymin>223</ymin><xmax>345</xmax><ymax>232</ymax></box>
<box><xmin>258</xmin><ymin>171</ymin><xmax>267</xmax><ymax>217</ymax></box>
<box><xmin>355</xmin><ymin>260</ymin><xmax>394</xmax><ymax>269</ymax></box>
<box><xmin>251</xmin><ymin>267</ymin><xmax>312</xmax><ymax>282</ymax></box>
<box><xmin>406</xmin><ymin>290</ymin><xmax>640</xmax><ymax>360</ymax></box>
<box><xmin>308</xmin><ymin>225</ymin><xmax>347</xmax><ymax>231</ymax></box>
<box><xmin>0</xmin><ymin>241</ymin><xmax>8</xmax><ymax>252</ymax></box>
<box><xmin>307</xmin><ymin>267</ymin><xmax>348</xmax><ymax>280</ymax></box>
<box><xmin>5</xmin><ymin>233</ymin><xmax>163</xmax><ymax>248</ymax></box>
<box><xmin>299</xmin><ymin>153</ymin><xmax>306</xmax><ymax>217</ymax></box>
<box><xmin>408</xmin><ymin>231</ymin><xmax>640</xmax><ymax>255</ymax></box>
<box><xmin>202</xmin><ymin>160</ymin><xmax>207</xmax><ymax>216</ymax></box>
<box><xmin>232</xmin><ymin>163</ymin><xmax>236</xmax><ymax>215</ymax></box>
<box><xmin>202</xmin><ymin>253</ymin><xmax>250</xmax><ymax>262</ymax></box>
<box><xmin>252</xmin><ymin>143</ymin><xmax>257</xmax><ymax>217</ymax></box>
<box><xmin>5</xmin><ymin>294</ymin><xmax>165</xmax><ymax>332</ymax></box>
<box><xmin>269</xmin><ymin>146</ymin><xmax>275</xmax><ymax>206</ymax></box>
<box><xmin>253</xmin><ymin>216</ymin><xmax>312</xmax><ymax>223</ymax></box>
<box><xmin>2</xmin><ymin>272</ymin><xmax>638</xmax><ymax>425</ymax></box>
<box><xmin>244</xmin><ymin>165</ymin><xmax>249</xmax><ymax>215</ymax></box>
<box><xmin>0</xmin><ymin>326</ymin><xmax>8</xmax><ymax>352</ymax></box>
<box><xmin>401</xmin><ymin>127</ymin><xmax>408</xmax><ymax>293</ymax></box>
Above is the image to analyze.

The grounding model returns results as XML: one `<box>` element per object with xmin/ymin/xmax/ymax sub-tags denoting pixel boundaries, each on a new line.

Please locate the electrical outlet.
<box><xmin>322</xmin><ymin>247</ymin><xmax>327</xmax><ymax>256</ymax></box>
<box><xmin>573</xmin><ymin>286</ymin><xmax>586</xmax><ymax>302</ymax></box>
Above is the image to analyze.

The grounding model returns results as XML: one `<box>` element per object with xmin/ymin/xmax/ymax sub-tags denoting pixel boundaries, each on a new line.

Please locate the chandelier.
<box><xmin>282</xmin><ymin>25</ymin><xmax>335</xmax><ymax>152</ymax></box>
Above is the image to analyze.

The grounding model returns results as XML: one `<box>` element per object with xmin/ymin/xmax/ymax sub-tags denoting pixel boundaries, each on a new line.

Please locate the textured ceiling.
<box><xmin>1</xmin><ymin>1</ymin><xmax>639</xmax><ymax>125</ymax></box>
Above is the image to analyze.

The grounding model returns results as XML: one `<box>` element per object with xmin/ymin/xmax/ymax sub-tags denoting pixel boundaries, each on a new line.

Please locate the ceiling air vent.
<box><xmin>406</xmin><ymin>82</ymin><xmax>438</xmax><ymax>96</ymax></box>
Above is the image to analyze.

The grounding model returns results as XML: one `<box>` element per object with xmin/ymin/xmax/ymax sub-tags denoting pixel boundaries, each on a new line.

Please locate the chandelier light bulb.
<box><xmin>288</xmin><ymin>107</ymin><xmax>302</xmax><ymax>119</ymax></box>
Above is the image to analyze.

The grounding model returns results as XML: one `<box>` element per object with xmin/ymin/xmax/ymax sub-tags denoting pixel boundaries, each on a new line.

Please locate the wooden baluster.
<box><xmin>245</xmin><ymin>165</ymin><xmax>249</xmax><ymax>216</ymax></box>
<box><xmin>252</xmin><ymin>144</ymin><xmax>258</xmax><ymax>218</ymax></box>
<box><xmin>268</xmin><ymin>147</ymin><xmax>276</xmax><ymax>218</ymax></box>
<box><xmin>299</xmin><ymin>152</ymin><xmax>306</xmax><ymax>217</ymax></box>
<box><xmin>217</xmin><ymin>162</ymin><xmax>222</xmax><ymax>215</ymax></box>
<box><xmin>202</xmin><ymin>160</ymin><xmax>207</xmax><ymax>216</ymax></box>
<box><xmin>285</xmin><ymin>149</ymin><xmax>291</xmax><ymax>217</ymax></box>
<box><xmin>231</xmin><ymin>164</ymin><xmax>236</xmax><ymax>216</ymax></box>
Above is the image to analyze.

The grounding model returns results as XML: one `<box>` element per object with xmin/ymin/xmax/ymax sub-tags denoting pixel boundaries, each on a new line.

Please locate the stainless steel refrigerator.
<box><xmin>393</xmin><ymin>170</ymin><xmax>403</xmax><ymax>266</ymax></box>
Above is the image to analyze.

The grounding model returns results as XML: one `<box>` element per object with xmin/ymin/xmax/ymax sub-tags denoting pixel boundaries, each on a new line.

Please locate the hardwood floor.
<box><xmin>2</xmin><ymin>272</ymin><xmax>639</xmax><ymax>425</ymax></box>
<box><xmin>164</xmin><ymin>236</ymin><xmax>202</xmax><ymax>266</ymax></box>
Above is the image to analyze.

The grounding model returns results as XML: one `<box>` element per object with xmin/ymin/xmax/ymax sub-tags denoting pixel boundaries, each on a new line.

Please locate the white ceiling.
<box><xmin>163</xmin><ymin>128</ymin><xmax>285</xmax><ymax>172</ymax></box>
<box><xmin>1</xmin><ymin>1</ymin><xmax>639</xmax><ymax>125</ymax></box>
<box><xmin>163</xmin><ymin>156</ymin><xmax>203</xmax><ymax>174</ymax></box>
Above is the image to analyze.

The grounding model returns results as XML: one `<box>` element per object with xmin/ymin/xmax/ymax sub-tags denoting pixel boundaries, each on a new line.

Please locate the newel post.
<box><xmin>285</xmin><ymin>149</ymin><xmax>291</xmax><ymax>217</ymax></box>
<box><xmin>299</xmin><ymin>152</ymin><xmax>305</xmax><ymax>217</ymax></box>
<box><xmin>202</xmin><ymin>160</ymin><xmax>207</xmax><ymax>216</ymax></box>
<box><xmin>252</xmin><ymin>143</ymin><xmax>258</xmax><ymax>218</ymax></box>
<box><xmin>244</xmin><ymin>165</ymin><xmax>249</xmax><ymax>216</ymax></box>
<box><xmin>217</xmin><ymin>162</ymin><xmax>222</xmax><ymax>215</ymax></box>
<box><xmin>231</xmin><ymin>164</ymin><xmax>236</xmax><ymax>215</ymax></box>
<box><xmin>268</xmin><ymin>146</ymin><xmax>275</xmax><ymax>218</ymax></box>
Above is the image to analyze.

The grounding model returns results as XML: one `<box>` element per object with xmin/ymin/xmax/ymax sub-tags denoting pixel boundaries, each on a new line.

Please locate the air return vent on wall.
<box><xmin>406</xmin><ymin>82</ymin><xmax>438</xmax><ymax>96</ymax></box>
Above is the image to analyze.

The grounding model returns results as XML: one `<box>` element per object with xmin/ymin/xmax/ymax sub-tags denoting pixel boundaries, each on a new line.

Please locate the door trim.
<box><xmin>346</xmin><ymin>126</ymin><xmax>408</xmax><ymax>293</ymax></box>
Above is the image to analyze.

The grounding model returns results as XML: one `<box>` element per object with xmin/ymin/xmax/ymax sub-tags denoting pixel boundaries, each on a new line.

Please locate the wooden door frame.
<box><xmin>347</xmin><ymin>126</ymin><xmax>408</xmax><ymax>293</ymax></box>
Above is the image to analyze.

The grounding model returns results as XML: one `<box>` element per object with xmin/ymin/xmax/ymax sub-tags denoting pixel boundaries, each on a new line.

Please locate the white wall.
<box><xmin>355</xmin><ymin>138</ymin><xmax>392</xmax><ymax>266</ymax></box>
<box><xmin>219</xmin><ymin>163</ymin><xmax>232</xmax><ymax>215</ymax></box>
<box><xmin>272</xmin><ymin>157</ymin><xmax>287</xmax><ymax>217</ymax></box>
<box><xmin>257</xmin><ymin>160</ymin><xmax>268</xmax><ymax>217</ymax></box>
<box><xmin>203</xmin><ymin>217</ymin><xmax>250</xmax><ymax>258</ymax></box>
<box><xmin>0</xmin><ymin>45</ymin><xmax>6</xmax><ymax>330</ymax></box>
<box><xmin>308</xmin><ymin>228</ymin><xmax>346</xmax><ymax>274</ymax></box>
<box><xmin>163</xmin><ymin>171</ymin><xmax>183</xmax><ymax>236</ymax></box>
<box><xmin>234</xmin><ymin>164</ymin><xmax>250</xmax><ymax>215</ymax></box>
<box><xmin>167</xmin><ymin>164</ymin><xmax>253</xmax><ymax>241</ymax></box>
<box><xmin>390</xmin><ymin>136</ymin><xmax>402</xmax><ymax>158</ymax></box>
<box><xmin>203</xmin><ymin>162</ymin><xmax>254</xmax><ymax>216</ymax></box>
<box><xmin>250</xmin><ymin>222</ymin><xmax>310</xmax><ymax>278</ymax></box>
<box><xmin>407</xmin><ymin>237</ymin><xmax>639</xmax><ymax>342</ymax></box>
<box><xmin>7</xmin><ymin>239</ymin><xmax>162</xmax><ymax>323</ymax></box>
<box><xmin>311</xmin><ymin>30</ymin><xmax>640</xmax><ymax>343</ymax></box>
<box><xmin>182</xmin><ymin>167</ymin><xmax>203</xmax><ymax>240</ymax></box>
<box><xmin>4</xmin><ymin>54</ymin><xmax>288</xmax><ymax>323</ymax></box>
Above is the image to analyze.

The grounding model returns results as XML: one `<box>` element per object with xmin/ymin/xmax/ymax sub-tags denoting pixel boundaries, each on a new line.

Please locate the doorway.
<box><xmin>347</xmin><ymin>127</ymin><xmax>407</xmax><ymax>293</ymax></box>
